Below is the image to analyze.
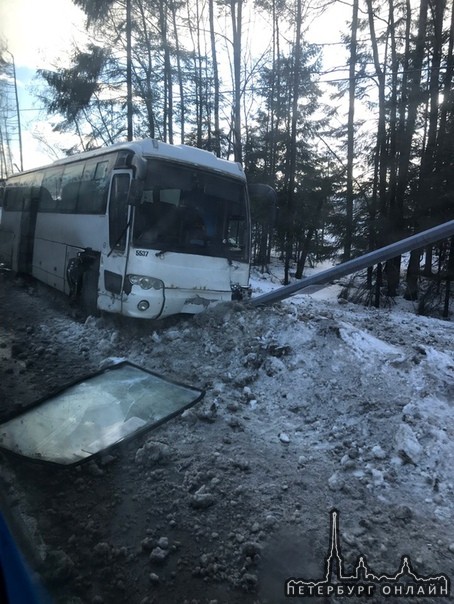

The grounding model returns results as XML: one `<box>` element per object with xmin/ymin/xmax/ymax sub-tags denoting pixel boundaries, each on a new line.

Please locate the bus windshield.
<box><xmin>132</xmin><ymin>160</ymin><xmax>249</xmax><ymax>261</ymax></box>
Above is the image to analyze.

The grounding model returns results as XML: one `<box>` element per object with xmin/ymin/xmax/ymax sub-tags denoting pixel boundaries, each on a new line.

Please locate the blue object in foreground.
<box><xmin>0</xmin><ymin>512</ymin><xmax>51</xmax><ymax>604</ymax></box>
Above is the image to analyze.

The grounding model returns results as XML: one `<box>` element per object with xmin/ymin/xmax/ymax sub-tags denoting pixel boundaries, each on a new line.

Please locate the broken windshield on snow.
<box><xmin>0</xmin><ymin>362</ymin><xmax>204</xmax><ymax>466</ymax></box>
<box><xmin>132</xmin><ymin>160</ymin><xmax>249</xmax><ymax>260</ymax></box>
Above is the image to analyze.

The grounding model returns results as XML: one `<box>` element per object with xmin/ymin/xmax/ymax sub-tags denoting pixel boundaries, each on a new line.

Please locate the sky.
<box><xmin>0</xmin><ymin>0</ymin><xmax>350</xmax><ymax>172</ymax></box>
<box><xmin>0</xmin><ymin>0</ymin><xmax>87</xmax><ymax>170</ymax></box>
<box><xmin>0</xmin><ymin>0</ymin><xmax>85</xmax><ymax>70</ymax></box>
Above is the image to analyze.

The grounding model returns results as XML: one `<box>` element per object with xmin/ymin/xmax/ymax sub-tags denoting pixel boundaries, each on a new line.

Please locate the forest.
<box><xmin>3</xmin><ymin>0</ymin><xmax>454</xmax><ymax>314</ymax></box>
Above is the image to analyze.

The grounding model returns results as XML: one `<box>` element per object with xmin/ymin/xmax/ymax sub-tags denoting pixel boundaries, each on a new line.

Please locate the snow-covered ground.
<box><xmin>0</xmin><ymin>263</ymin><xmax>453</xmax><ymax>603</ymax></box>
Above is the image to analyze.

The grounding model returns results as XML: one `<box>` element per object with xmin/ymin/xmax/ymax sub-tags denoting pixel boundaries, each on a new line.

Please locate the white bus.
<box><xmin>0</xmin><ymin>139</ymin><xmax>260</xmax><ymax>319</ymax></box>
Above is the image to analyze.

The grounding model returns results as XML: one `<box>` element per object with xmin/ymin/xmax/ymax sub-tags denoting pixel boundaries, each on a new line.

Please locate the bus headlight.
<box><xmin>128</xmin><ymin>275</ymin><xmax>164</xmax><ymax>290</ymax></box>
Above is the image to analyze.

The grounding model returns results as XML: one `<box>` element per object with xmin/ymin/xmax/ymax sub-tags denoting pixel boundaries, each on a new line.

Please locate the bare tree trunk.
<box><xmin>295</xmin><ymin>196</ymin><xmax>325</xmax><ymax>279</ymax></box>
<box><xmin>158</xmin><ymin>0</ymin><xmax>173</xmax><ymax>143</ymax></box>
<box><xmin>404</xmin><ymin>249</ymin><xmax>421</xmax><ymax>300</ymax></box>
<box><xmin>365</xmin><ymin>0</ymin><xmax>388</xmax><ymax>222</ymax></box>
<box><xmin>416</xmin><ymin>0</ymin><xmax>445</xmax><ymax>227</ymax></box>
<box><xmin>402</xmin><ymin>0</ymin><xmax>439</xmax><ymax>300</ymax></box>
<box><xmin>185</xmin><ymin>1</ymin><xmax>202</xmax><ymax>147</ymax></box>
<box><xmin>230</xmin><ymin>0</ymin><xmax>243</xmax><ymax>162</ymax></box>
<box><xmin>387</xmin><ymin>0</ymin><xmax>399</xmax><ymax>224</ymax></box>
<box><xmin>136</xmin><ymin>1</ymin><xmax>156</xmax><ymax>138</ymax></box>
<box><xmin>171</xmin><ymin>2</ymin><xmax>185</xmax><ymax>144</ymax></box>
<box><xmin>436</xmin><ymin>0</ymin><xmax>454</xmax><ymax>157</ymax></box>
<box><xmin>126</xmin><ymin>0</ymin><xmax>133</xmax><ymax>140</ymax></box>
<box><xmin>443</xmin><ymin>238</ymin><xmax>454</xmax><ymax>317</ymax></box>
<box><xmin>395</xmin><ymin>0</ymin><xmax>429</xmax><ymax>216</ymax></box>
<box><xmin>269</xmin><ymin>0</ymin><xmax>280</xmax><ymax>177</ymax></box>
<box><xmin>366</xmin><ymin>0</ymin><xmax>400</xmax><ymax>295</ymax></box>
<box><xmin>374</xmin><ymin>263</ymin><xmax>383</xmax><ymax>307</ymax></box>
<box><xmin>284</xmin><ymin>0</ymin><xmax>302</xmax><ymax>284</ymax></box>
<box><xmin>344</xmin><ymin>0</ymin><xmax>359</xmax><ymax>261</ymax></box>
<box><xmin>209</xmin><ymin>0</ymin><xmax>221</xmax><ymax>156</ymax></box>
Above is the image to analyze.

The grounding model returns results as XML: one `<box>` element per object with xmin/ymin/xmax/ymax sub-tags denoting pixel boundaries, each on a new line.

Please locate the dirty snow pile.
<box><xmin>0</xmin><ymin>268</ymin><xmax>453</xmax><ymax>603</ymax></box>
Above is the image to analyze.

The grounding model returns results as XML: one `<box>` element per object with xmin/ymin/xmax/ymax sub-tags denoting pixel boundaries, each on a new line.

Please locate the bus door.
<box><xmin>98</xmin><ymin>171</ymin><xmax>132</xmax><ymax>314</ymax></box>
<box><xmin>17</xmin><ymin>186</ymin><xmax>40</xmax><ymax>274</ymax></box>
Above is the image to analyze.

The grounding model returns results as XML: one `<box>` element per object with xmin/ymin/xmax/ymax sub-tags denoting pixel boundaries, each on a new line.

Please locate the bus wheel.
<box><xmin>80</xmin><ymin>268</ymin><xmax>99</xmax><ymax>317</ymax></box>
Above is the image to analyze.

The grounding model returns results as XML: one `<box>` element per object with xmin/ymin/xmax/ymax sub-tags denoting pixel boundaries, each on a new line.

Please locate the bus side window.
<box><xmin>78</xmin><ymin>160</ymin><xmax>110</xmax><ymax>214</ymax></box>
<box><xmin>60</xmin><ymin>182</ymin><xmax>79</xmax><ymax>212</ymax></box>
<box><xmin>39</xmin><ymin>188</ymin><xmax>55</xmax><ymax>211</ymax></box>
<box><xmin>61</xmin><ymin>163</ymin><xmax>84</xmax><ymax>213</ymax></box>
<box><xmin>109</xmin><ymin>174</ymin><xmax>130</xmax><ymax>251</ymax></box>
<box><xmin>94</xmin><ymin>161</ymin><xmax>109</xmax><ymax>180</ymax></box>
<box><xmin>4</xmin><ymin>188</ymin><xmax>22</xmax><ymax>211</ymax></box>
<box><xmin>41</xmin><ymin>168</ymin><xmax>63</xmax><ymax>212</ymax></box>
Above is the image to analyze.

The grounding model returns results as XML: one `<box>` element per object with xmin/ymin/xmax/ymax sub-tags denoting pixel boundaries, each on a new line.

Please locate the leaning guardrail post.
<box><xmin>250</xmin><ymin>219</ymin><xmax>454</xmax><ymax>307</ymax></box>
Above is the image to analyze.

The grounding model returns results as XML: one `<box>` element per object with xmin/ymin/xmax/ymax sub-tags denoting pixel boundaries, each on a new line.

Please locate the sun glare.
<box><xmin>1</xmin><ymin>0</ymin><xmax>86</xmax><ymax>70</ymax></box>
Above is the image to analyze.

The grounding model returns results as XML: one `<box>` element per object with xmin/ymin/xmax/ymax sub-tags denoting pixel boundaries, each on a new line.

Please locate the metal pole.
<box><xmin>250</xmin><ymin>219</ymin><xmax>454</xmax><ymax>306</ymax></box>
<box><xmin>7</xmin><ymin>52</ymin><xmax>23</xmax><ymax>172</ymax></box>
<box><xmin>0</xmin><ymin>125</ymin><xmax>7</xmax><ymax>179</ymax></box>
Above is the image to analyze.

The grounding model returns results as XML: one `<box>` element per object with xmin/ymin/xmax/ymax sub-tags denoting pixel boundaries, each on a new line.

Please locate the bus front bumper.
<box><xmin>121</xmin><ymin>287</ymin><xmax>233</xmax><ymax>319</ymax></box>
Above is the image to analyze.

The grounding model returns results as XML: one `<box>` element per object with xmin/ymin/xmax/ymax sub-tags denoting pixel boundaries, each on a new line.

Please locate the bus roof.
<box><xmin>133</xmin><ymin>140</ymin><xmax>245</xmax><ymax>178</ymax></box>
<box><xmin>7</xmin><ymin>139</ymin><xmax>245</xmax><ymax>181</ymax></box>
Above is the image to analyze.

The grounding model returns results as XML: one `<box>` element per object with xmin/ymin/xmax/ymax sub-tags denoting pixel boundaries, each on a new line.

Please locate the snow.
<box><xmin>247</xmin><ymin>262</ymin><xmax>454</xmax><ymax>573</ymax></box>
<box><xmin>0</xmin><ymin>262</ymin><xmax>453</xmax><ymax>602</ymax></box>
<box><xmin>338</xmin><ymin>322</ymin><xmax>404</xmax><ymax>361</ymax></box>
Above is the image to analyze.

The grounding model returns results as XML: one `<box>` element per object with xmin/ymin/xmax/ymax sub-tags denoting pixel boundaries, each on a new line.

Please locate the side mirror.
<box><xmin>248</xmin><ymin>183</ymin><xmax>277</xmax><ymax>225</ymax></box>
<box><xmin>248</xmin><ymin>183</ymin><xmax>277</xmax><ymax>204</ymax></box>
<box><xmin>128</xmin><ymin>180</ymin><xmax>144</xmax><ymax>206</ymax></box>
